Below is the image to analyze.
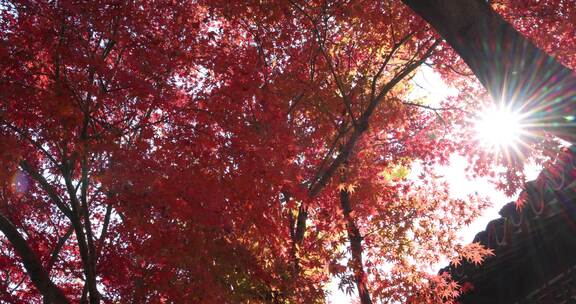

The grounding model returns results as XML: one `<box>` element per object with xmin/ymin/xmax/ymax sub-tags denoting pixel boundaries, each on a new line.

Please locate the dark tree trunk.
<box><xmin>340</xmin><ymin>190</ymin><xmax>372</xmax><ymax>304</ymax></box>
<box><xmin>402</xmin><ymin>0</ymin><xmax>576</xmax><ymax>142</ymax></box>
<box><xmin>0</xmin><ymin>214</ymin><xmax>70</xmax><ymax>304</ymax></box>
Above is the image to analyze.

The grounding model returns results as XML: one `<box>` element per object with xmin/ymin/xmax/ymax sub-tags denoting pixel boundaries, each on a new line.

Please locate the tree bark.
<box><xmin>0</xmin><ymin>213</ymin><xmax>70</xmax><ymax>304</ymax></box>
<box><xmin>62</xmin><ymin>169</ymin><xmax>100</xmax><ymax>304</ymax></box>
<box><xmin>402</xmin><ymin>0</ymin><xmax>576</xmax><ymax>142</ymax></box>
<box><xmin>340</xmin><ymin>190</ymin><xmax>372</xmax><ymax>304</ymax></box>
<box><xmin>289</xmin><ymin>200</ymin><xmax>308</xmax><ymax>275</ymax></box>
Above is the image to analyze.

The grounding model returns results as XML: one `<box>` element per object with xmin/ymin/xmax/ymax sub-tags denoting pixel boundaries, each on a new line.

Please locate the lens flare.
<box><xmin>11</xmin><ymin>170</ymin><xmax>29</xmax><ymax>194</ymax></box>
<box><xmin>475</xmin><ymin>106</ymin><xmax>526</xmax><ymax>151</ymax></box>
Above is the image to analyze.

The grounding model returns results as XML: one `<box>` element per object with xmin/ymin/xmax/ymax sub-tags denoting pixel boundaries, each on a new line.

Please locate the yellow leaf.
<box><xmin>337</xmin><ymin>182</ymin><xmax>357</xmax><ymax>193</ymax></box>
<box><xmin>347</xmin><ymin>183</ymin><xmax>357</xmax><ymax>194</ymax></box>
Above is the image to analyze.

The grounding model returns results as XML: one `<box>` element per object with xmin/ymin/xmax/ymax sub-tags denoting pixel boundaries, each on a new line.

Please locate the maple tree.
<box><xmin>0</xmin><ymin>0</ymin><xmax>572</xmax><ymax>303</ymax></box>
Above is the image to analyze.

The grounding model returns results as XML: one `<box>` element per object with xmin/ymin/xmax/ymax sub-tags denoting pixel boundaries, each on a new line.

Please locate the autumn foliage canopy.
<box><xmin>0</xmin><ymin>0</ymin><xmax>574</xmax><ymax>303</ymax></box>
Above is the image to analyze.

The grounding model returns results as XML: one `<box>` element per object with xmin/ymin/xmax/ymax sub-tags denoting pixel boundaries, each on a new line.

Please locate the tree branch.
<box><xmin>19</xmin><ymin>160</ymin><xmax>73</xmax><ymax>219</ymax></box>
<box><xmin>290</xmin><ymin>0</ymin><xmax>358</xmax><ymax>126</ymax></box>
<box><xmin>340</xmin><ymin>177</ymin><xmax>372</xmax><ymax>304</ymax></box>
<box><xmin>47</xmin><ymin>225</ymin><xmax>74</xmax><ymax>273</ymax></box>
<box><xmin>309</xmin><ymin>41</ymin><xmax>440</xmax><ymax>197</ymax></box>
<box><xmin>61</xmin><ymin>164</ymin><xmax>100</xmax><ymax>304</ymax></box>
<box><xmin>0</xmin><ymin>213</ymin><xmax>69</xmax><ymax>304</ymax></box>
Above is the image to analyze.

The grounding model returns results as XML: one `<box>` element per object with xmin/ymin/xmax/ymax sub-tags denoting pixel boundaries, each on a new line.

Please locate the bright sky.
<box><xmin>327</xmin><ymin>66</ymin><xmax>542</xmax><ymax>303</ymax></box>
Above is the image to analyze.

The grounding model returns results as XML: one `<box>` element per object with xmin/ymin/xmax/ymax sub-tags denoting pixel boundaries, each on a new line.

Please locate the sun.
<box><xmin>474</xmin><ymin>105</ymin><xmax>526</xmax><ymax>150</ymax></box>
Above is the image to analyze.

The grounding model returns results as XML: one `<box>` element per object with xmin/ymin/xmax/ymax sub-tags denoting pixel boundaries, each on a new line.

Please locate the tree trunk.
<box><xmin>402</xmin><ymin>0</ymin><xmax>576</xmax><ymax>142</ymax></box>
<box><xmin>340</xmin><ymin>190</ymin><xmax>372</xmax><ymax>304</ymax></box>
<box><xmin>0</xmin><ymin>213</ymin><xmax>70</xmax><ymax>304</ymax></box>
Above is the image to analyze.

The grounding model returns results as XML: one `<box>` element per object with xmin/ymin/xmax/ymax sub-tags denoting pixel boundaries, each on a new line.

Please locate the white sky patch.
<box><xmin>434</xmin><ymin>154</ymin><xmax>541</xmax><ymax>243</ymax></box>
<box><xmin>408</xmin><ymin>65</ymin><xmax>458</xmax><ymax>106</ymax></box>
